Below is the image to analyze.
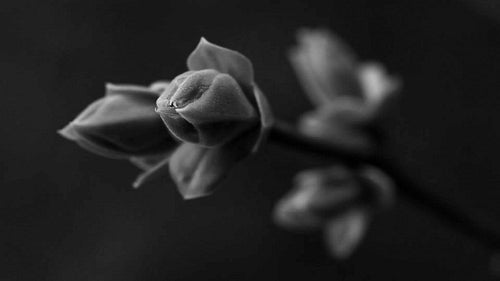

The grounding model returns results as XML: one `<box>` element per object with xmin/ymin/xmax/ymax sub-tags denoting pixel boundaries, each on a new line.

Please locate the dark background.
<box><xmin>1</xmin><ymin>0</ymin><xmax>500</xmax><ymax>280</ymax></box>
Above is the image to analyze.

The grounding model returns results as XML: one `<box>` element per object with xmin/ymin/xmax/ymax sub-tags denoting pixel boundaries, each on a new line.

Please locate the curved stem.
<box><xmin>268</xmin><ymin>120</ymin><xmax>500</xmax><ymax>250</ymax></box>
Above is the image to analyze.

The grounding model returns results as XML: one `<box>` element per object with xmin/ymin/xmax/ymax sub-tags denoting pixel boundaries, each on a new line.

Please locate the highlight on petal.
<box><xmin>324</xmin><ymin>208</ymin><xmax>370</xmax><ymax>259</ymax></box>
<box><xmin>105</xmin><ymin>83</ymin><xmax>161</xmax><ymax>98</ymax></box>
<box><xmin>168</xmin><ymin>142</ymin><xmax>246</xmax><ymax>199</ymax></box>
<box><xmin>358</xmin><ymin>62</ymin><xmax>401</xmax><ymax>115</ymax></box>
<box><xmin>273</xmin><ymin>183</ymin><xmax>325</xmax><ymax>230</ymax></box>
<box><xmin>187</xmin><ymin>37</ymin><xmax>254</xmax><ymax>89</ymax></box>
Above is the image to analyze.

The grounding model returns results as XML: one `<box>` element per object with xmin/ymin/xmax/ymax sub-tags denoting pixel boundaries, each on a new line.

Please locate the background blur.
<box><xmin>1</xmin><ymin>0</ymin><xmax>500</xmax><ymax>280</ymax></box>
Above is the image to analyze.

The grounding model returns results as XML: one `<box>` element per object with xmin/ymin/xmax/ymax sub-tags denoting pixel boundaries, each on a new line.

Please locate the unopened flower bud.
<box><xmin>59</xmin><ymin>83</ymin><xmax>177</xmax><ymax>159</ymax></box>
<box><xmin>156</xmin><ymin>69</ymin><xmax>258</xmax><ymax>147</ymax></box>
<box><xmin>159</xmin><ymin>37</ymin><xmax>273</xmax><ymax>198</ymax></box>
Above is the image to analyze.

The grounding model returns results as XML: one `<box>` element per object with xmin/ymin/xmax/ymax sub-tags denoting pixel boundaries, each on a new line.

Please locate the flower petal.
<box><xmin>324</xmin><ymin>208</ymin><xmax>370</xmax><ymax>259</ymax></box>
<box><xmin>359</xmin><ymin>62</ymin><xmax>401</xmax><ymax>110</ymax></box>
<box><xmin>176</xmin><ymin>73</ymin><xmax>257</xmax><ymax>124</ymax></box>
<box><xmin>168</xmin><ymin>142</ymin><xmax>246</xmax><ymax>199</ymax></box>
<box><xmin>251</xmin><ymin>85</ymin><xmax>274</xmax><ymax>152</ymax></box>
<box><xmin>60</xmin><ymin>84</ymin><xmax>176</xmax><ymax>159</ymax></box>
<box><xmin>156</xmin><ymin>70</ymin><xmax>259</xmax><ymax>147</ymax></box>
<box><xmin>298</xmin><ymin>102</ymin><xmax>374</xmax><ymax>155</ymax></box>
<box><xmin>149</xmin><ymin>80</ymin><xmax>170</xmax><ymax>93</ymax></box>
<box><xmin>132</xmin><ymin>154</ymin><xmax>171</xmax><ymax>188</ymax></box>
<box><xmin>360</xmin><ymin>166</ymin><xmax>395</xmax><ymax>209</ymax></box>
<box><xmin>130</xmin><ymin>153</ymin><xmax>170</xmax><ymax>170</ymax></box>
<box><xmin>273</xmin><ymin>166</ymin><xmax>362</xmax><ymax>230</ymax></box>
<box><xmin>289</xmin><ymin>28</ymin><xmax>361</xmax><ymax>106</ymax></box>
<box><xmin>273</xmin><ymin>183</ymin><xmax>325</xmax><ymax>230</ymax></box>
<box><xmin>187</xmin><ymin>37</ymin><xmax>254</xmax><ymax>89</ymax></box>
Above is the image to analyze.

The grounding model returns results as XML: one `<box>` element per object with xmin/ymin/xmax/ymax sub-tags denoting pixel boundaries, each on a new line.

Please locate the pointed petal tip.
<box><xmin>187</xmin><ymin>37</ymin><xmax>254</xmax><ymax>87</ymax></box>
<box><xmin>57</xmin><ymin>124</ymin><xmax>76</xmax><ymax>140</ymax></box>
<box><xmin>193</xmin><ymin>37</ymin><xmax>211</xmax><ymax>51</ymax></box>
<box><xmin>132</xmin><ymin>174</ymin><xmax>148</xmax><ymax>189</ymax></box>
<box><xmin>105</xmin><ymin>82</ymin><xmax>120</xmax><ymax>91</ymax></box>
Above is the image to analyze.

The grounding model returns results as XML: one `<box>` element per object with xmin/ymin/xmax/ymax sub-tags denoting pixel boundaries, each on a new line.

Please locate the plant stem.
<box><xmin>268</xmin><ymin>120</ymin><xmax>500</xmax><ymax>250</ymax></box>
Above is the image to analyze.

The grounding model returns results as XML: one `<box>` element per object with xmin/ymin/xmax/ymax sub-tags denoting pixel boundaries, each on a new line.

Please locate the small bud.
<box><xmin>290</xmin><ymin>29</ymin><xmax>400</xmax><ymax>154</ymax></box>
<box><xmin>156</xmin><ymin>69</ymin><xmax>258</xmax><ymax>147</ymax></box>
<box><xmin>59</xmin><ymin>83</ymin><xmax>177</xmax><ymax>159</ymax></box>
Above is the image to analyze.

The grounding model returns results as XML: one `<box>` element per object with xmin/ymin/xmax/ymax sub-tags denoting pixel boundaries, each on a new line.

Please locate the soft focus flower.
<box><xmin>289</xmin><ymin>28</ymin><xmax>400</xmax><ymax>153</ymax></box>
<box><xmin>274</xmin><ymin>165</ymin><xmax>394</xmax><ymax>259</ymax></box>
<box><xmin>157</xmin><ymin>38</ymin><xmax>273</xmax><ymax>199</ymax></box>
<box><xmin>59</xmin><ymin>82</ymin><xmax>178</xmax><ymax>188</ymax></box>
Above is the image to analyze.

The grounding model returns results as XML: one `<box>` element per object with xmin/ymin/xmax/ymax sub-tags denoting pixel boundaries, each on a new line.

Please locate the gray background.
<box><xmin>1</xmin><ymin>0</ymin><xmax>500</xmax><ymax>280</ymax></box>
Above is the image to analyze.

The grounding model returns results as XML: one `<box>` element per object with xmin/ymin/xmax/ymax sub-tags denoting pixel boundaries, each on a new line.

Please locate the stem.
<box><xmin>269</xmin><ymin>120</ymin><xmax>500</xmax><ymax>250</ymax></box>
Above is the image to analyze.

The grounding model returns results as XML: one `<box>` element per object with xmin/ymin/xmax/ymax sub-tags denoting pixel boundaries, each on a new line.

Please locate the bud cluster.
<box><xmin>60</xmin><ymin>30</ymin><xmax>399</xmax><ymax>259</ymax></box>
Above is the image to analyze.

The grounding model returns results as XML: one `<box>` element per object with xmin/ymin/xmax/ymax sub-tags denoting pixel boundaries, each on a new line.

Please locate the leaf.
<box><xmin>187</xmin><ymin>37</ymin><xmax>254</xmax><ymax>89</ymax></box>
<box><xmin>324</xmin><ymin>208</ymin><xmax>370</xmax><ymax>259</ymax></box>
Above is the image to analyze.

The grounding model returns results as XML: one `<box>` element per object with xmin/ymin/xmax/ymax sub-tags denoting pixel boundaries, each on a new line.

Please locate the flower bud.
<box><xmin>158</xmin><ymin>38</ymin><xmax>273</xmax><ymax>199</ymax></box>
<box><xmin>59</xmin><ymin>83</ymin><xmax>177</xmax><ymax>159</ymax></box>
<box><xmin>274</xmin><ymin>165</ymin><xmax>394</xmax><ymax>235</ymax></box>
<box><xmin>156</xmin><ymin>69</ymin><xmax>258</xmax><ymax>147</ymax></box>
<box><xmin>273</xmin><ymin>166</ymin><xmax>362</xmax><ymax>230</ymax></box>
<box><xmin>290</xmin><ymin>29</ymin><xmax>400</xmax><ymax>155</ymax></box>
